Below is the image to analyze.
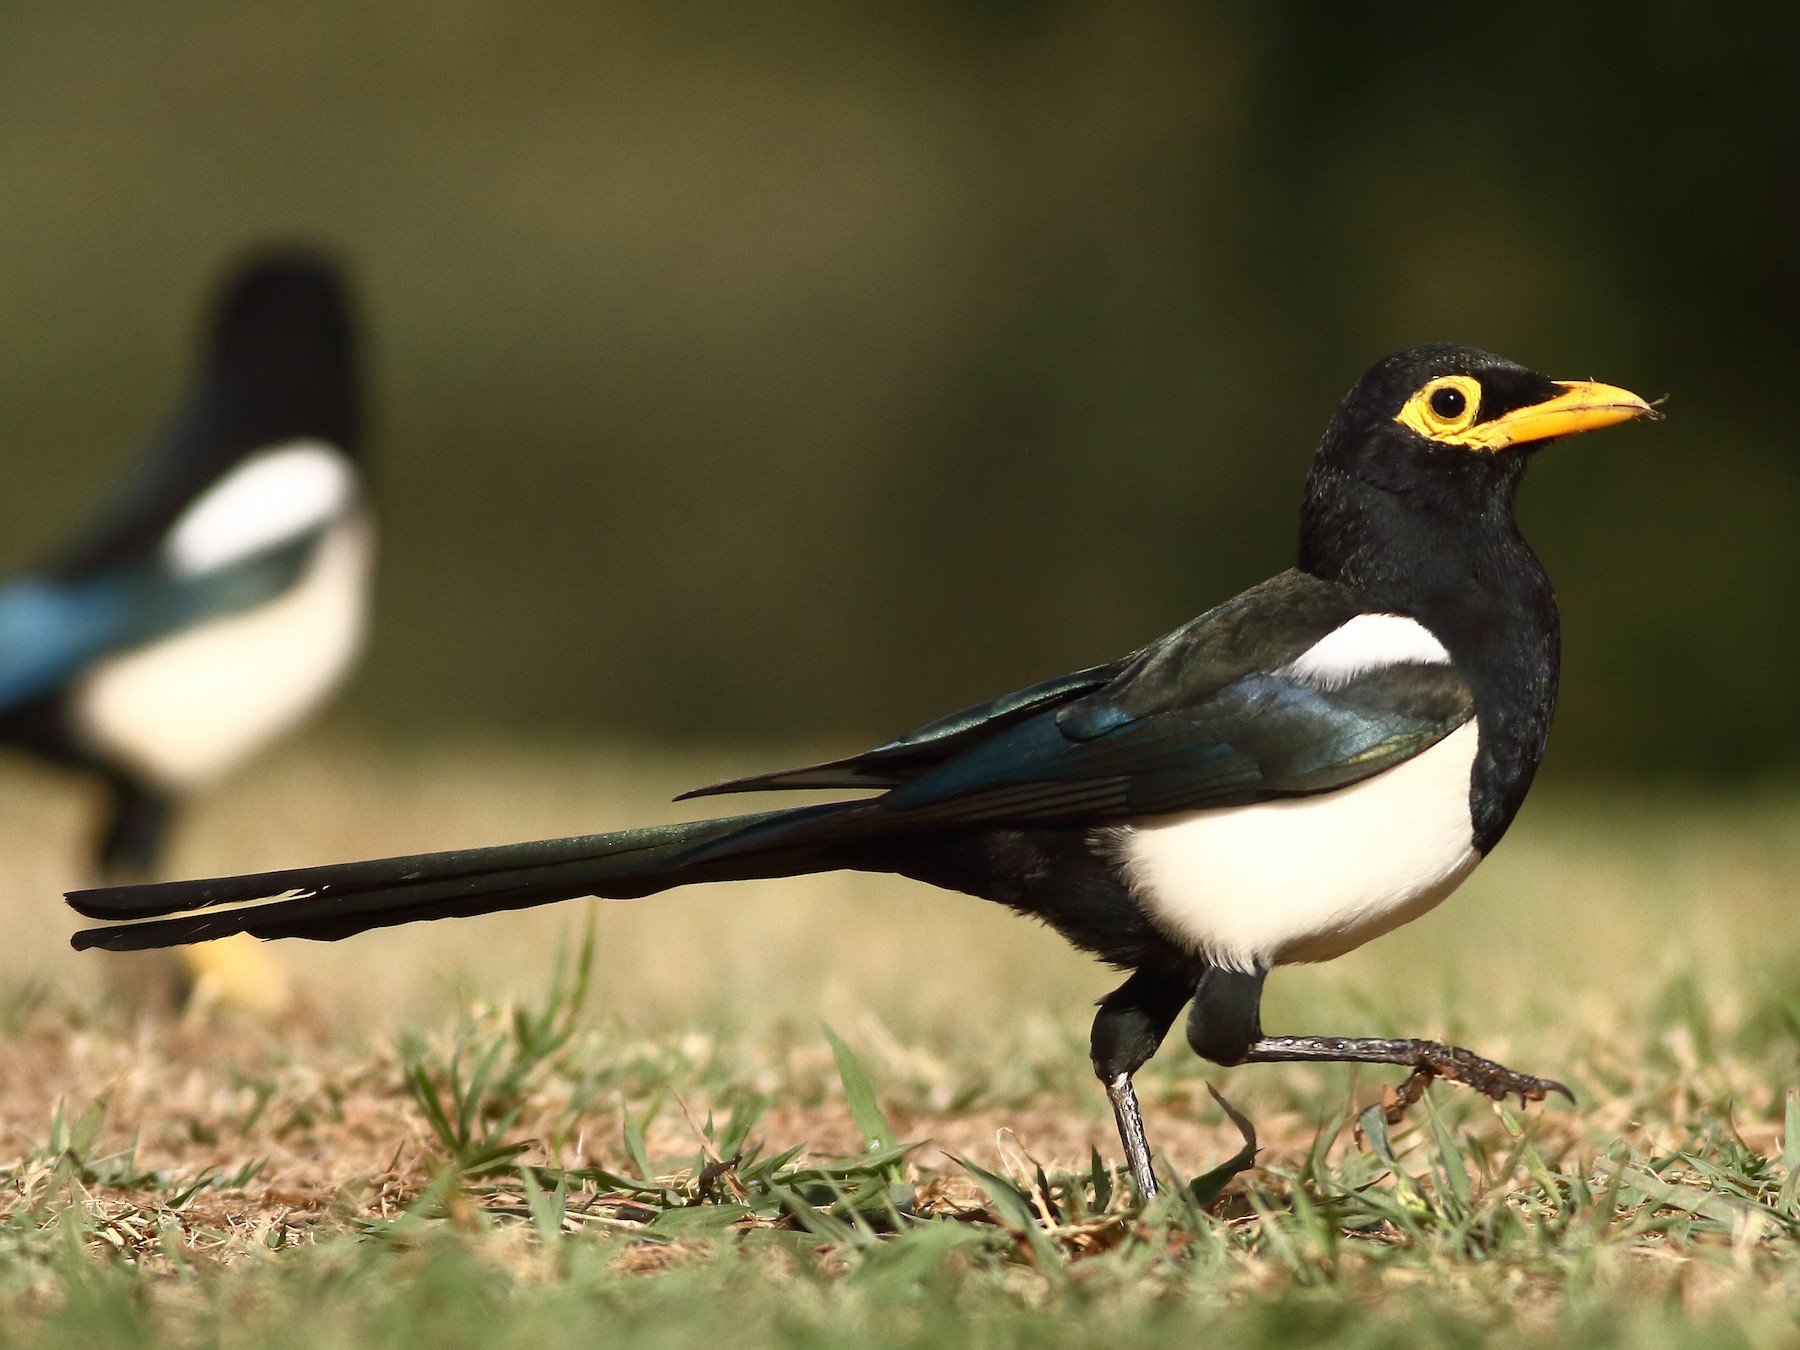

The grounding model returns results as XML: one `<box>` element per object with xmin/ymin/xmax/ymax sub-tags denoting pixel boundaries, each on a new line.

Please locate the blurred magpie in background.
<box><xmin>6</xmin><ymin>249</ymin><xmax>372</xmax><ymax>1008</ymax></box>
<box><xmin>70</xmin><ymin>345</ymin><xmax>1651</xmax><ymax>1193</ymax></box>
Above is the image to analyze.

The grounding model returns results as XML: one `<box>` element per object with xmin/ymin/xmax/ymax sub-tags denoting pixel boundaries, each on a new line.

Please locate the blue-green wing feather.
<box><xmin>866</xmin><ymin>665</ymin><xmax>1471</xmax><ymax>825</ymax></box>
<box><xmin>684</xmin><ymin>659</ymin><xmax>1473</xmax><ymax>864</ymax></box>
<box><xmin>674</xmin><ymin>657</ymin><xmax>1133</xmax><ymax>798</ymax></box>
<box><xmin>0</xmin><ymin>534</ymin><xmax>319</xmax><ymax>713</ymax></box>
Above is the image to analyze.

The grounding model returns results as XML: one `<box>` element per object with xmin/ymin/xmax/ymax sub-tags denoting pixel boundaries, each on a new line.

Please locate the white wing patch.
<box><xmin>1279</xmin><ymin>612</ymin><xmax>1451</xmax><ymax>690</ymax></box>
<box><xmin>165</xmin><ymin>441</ymin><xmax>356</xmax><ymax>577</ymax></box>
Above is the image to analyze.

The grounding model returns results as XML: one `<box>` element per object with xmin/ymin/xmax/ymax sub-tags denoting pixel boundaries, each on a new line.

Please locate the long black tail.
<box><xmin>67</xmin><ymin>801</ymin><xmax>865</xmax><ymax>951</ymax></box>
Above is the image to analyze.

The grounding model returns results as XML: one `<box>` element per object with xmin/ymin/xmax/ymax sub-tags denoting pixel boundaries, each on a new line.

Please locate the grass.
<box><xmin>0</xmin><ymin>734</ymin><xmax>1799</xmax><ymax>1346</ymax></box>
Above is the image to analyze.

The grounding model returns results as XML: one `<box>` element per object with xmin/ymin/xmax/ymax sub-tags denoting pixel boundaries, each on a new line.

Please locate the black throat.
<box><xmin>1298</xmin><ymin>446</ymin><xmax>1557</xmax><ymax>853</ymax></box>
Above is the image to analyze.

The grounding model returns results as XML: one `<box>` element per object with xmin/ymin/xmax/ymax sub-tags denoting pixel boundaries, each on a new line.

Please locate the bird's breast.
<box><xmin>71</xmin><ymin>512</ymin><xmax>374</xmax><ymax>789</ymax></box>
<box><xmin>1111</xmin><ymin>720</ymin><xmax>1480</xmax><ymax>972</ymax></box>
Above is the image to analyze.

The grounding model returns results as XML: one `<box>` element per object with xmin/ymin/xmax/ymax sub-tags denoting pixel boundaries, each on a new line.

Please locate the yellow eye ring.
<box><xmin>1396</xmin><ymin>375</ymin><xmax>1483</xmax><ymax>443</ymax></box>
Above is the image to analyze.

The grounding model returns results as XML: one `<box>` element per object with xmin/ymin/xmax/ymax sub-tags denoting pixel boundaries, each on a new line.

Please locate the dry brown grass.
<box><xmin>0</xmin><ymin>732</ymin><xmax>1797</xmax><ymax>1346</ymax></box>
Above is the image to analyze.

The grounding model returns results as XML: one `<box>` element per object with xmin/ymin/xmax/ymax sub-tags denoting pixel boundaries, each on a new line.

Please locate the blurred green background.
<box><xmin>0</xmin><ymin>1</ymin><xmax>1794</xmax><ymax>780</ymax></box>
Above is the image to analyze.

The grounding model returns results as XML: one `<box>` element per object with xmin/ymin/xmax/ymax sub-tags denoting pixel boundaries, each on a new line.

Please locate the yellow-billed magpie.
<box><xmin>66</xmin><ymin>345</ymin><xmax>1651</xmax><ymax>1196</ymax></box>
<box><xmin>1</xmin><ymin>249</ymin><xmax>371</xmax><ymax>913</ymax></box>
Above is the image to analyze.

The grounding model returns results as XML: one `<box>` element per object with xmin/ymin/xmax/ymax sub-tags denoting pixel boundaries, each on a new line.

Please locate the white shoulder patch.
<box><xmin>1279</xmin><ymin>612</ymin><xmax>1451</xmax><ymax>689</ymax></box>
<box><xmin>165</xmin><ymin>441</ymin><xmax>357</xmax><ymax>577</ymax></box>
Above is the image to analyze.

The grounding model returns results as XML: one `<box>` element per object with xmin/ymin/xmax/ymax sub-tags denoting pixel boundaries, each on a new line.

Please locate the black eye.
<box><xmin>1428</xmin><ymin>385</ymin><xmax>1467</xmax><ymax>420</ymax></box>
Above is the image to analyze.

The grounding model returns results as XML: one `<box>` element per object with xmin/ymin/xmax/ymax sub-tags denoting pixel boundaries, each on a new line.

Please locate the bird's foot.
<box><xmin>1241</xmin><ymin>1035</ymin><xmax>1572</xmax><ymax>1108</ymax></box>
<box><xmin>1379</xmin><ymin>1069</ymin><xmax>1435</xmax><ymax>1124</ymax></box>
<box><xmin>1395</xmin><ymin>1039</ymin><xmax>1572</xmax><ymax>1106</ymax></box>
<box><xmin>179</xmin><ymin>934</ymin><xmax>291</xmax><ymax>1018</ymax></box>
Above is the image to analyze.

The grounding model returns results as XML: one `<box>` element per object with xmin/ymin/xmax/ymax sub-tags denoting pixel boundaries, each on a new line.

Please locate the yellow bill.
<box><xmin>1460</xmin><ymin>380</ymin><xmax>1658</xmax><ymax>452</ymax></box>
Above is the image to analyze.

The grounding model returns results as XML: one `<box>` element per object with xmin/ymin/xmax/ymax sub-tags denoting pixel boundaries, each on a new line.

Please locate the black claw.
<box><xmin>1423</xmin><ymin>1056</ymin><xmax>1573</xmax><ymax>1109</ymax></box>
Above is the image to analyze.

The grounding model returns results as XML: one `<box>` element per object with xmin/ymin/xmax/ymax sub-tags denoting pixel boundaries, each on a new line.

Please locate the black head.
<box><xmin>42</xmin><ymin>246</ymin><xmax>365</xmax><ymax>578</ymax></box>
<box><xmin>200</xmin><ymin>247</ymin><xmax>362</xmax><ymax>458</ymax></box>
<box><xmin>1299</xmin><ymin>343</ymin><xmax>1652</xmax><ymax>590</ymax></box>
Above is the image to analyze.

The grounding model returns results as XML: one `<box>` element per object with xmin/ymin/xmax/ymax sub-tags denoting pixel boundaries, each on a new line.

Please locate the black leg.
<box><xmin>1090</xmin><ymin>967</ymin><xmax>1196</xmax><ymax>1201</ymax></box>
<box><xmin>92</xmin><ymin>772</ymin><xmax>292</xmax><ymax>1015</ymax></box>
<box><xmin>90</xmin><ymin>773</ymin><xmax>184</xmax><ymax>1010</ymax></box>
<box><xmin>1239</xmin><ymin>1036</ymin><xmax>1572</xmax><ymax>1105</ymax></box>
<box><xmin>97</xmin><ymin>773</ymin><xmax>172</xmax><ymax>882</ymax></box>
<box><xmin>1186</xmin><ymin>966</ymin><xmax>1267</xmax><ymax>1064</ymax></box>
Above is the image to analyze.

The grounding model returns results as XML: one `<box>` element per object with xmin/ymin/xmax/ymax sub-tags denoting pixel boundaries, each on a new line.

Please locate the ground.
<box><xmin>0</xmin><ymin>734</ymin><xmax>1797</xmax><ymax>1347</ymax></box>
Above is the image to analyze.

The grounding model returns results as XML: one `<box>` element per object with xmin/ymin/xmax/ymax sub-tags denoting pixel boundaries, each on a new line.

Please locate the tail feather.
<box><xmin>68</xmin><ymin>802</ymin><xmax>863</xmax><ymax>951</ymax></box>
<box><xmin>75</xmin><ymin>870</ymin><xmax>632</xmax><ymax>949</ymax></box>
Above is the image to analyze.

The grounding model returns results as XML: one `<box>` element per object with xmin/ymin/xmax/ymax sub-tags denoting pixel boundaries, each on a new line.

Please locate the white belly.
<box><xmin>72</xmin><ymin>513</ymin><xmax>374</xmax><ymax>790</ymax></box>
<box><xmin>1113</xmin><ymin>721</ymin><xmax>1481</xmax><ymax>972</ymax></box>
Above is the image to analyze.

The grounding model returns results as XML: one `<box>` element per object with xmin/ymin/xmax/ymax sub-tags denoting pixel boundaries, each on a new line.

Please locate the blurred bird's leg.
<box><xmin>96</xmin><ymin>772</ymin><xmax>290</xmax><ymax>1018</ymax></box>
<box><xmin>1090</xmin><ymin>968</ymin><xmax>1196</xmax><ymax>1202</ymax></box>
<box><xmin>97</xmin><ymin>773</ymin><xmax>170</xmax><ymax>879</ymax></box>
<box><xmin>93</xmin><ymin>774</ymin><xmax>185</xmax><ymax>1012</ymax></box>
<box><xmin>1238</xmin><ymin>1036</ymin><xmax>1572</xmax><ymax>1106</ymax></box>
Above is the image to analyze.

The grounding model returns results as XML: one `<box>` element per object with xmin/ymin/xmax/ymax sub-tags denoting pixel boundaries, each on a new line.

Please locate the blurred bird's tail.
<box><xmin>67</xmin><ymin>801</ymin><xmax>867</xmax><ymax>950</ymax></box>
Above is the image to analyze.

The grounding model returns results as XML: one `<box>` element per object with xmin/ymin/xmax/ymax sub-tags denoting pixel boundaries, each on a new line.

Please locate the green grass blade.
<box><xmin>822</xmin><ymin>1024</ymin><xmax>893</xmax><ymax>1152</ymax></box>
<box><xmin>1423</xmin><ymin>1089</ymin><xmax>1473</xmax><ymax>1207</ymax></box>
<box><xmin>620</xmin><ymin>1096</ymin><xmax>656</xmax><ymax>1184</ymax></box>
<box><xmin>949</xmin><ymin>1154</ymin><xmax>1063</xmax><ymax>1270</ymax></box>
<box><xmin>1187</xmin><ymin>1086</ymin><xmax>1258</xmax><ymax>1206</ymax></box>
<box><xmin>518</xmin><ymin>1165</ymin><xmax>567</xmax><ymax>1240</ymax></box>
<box><xmin>1782</xmin><ymin>1090</ymin><xmax>1800</xmax><ymax>1215</ymax></box>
